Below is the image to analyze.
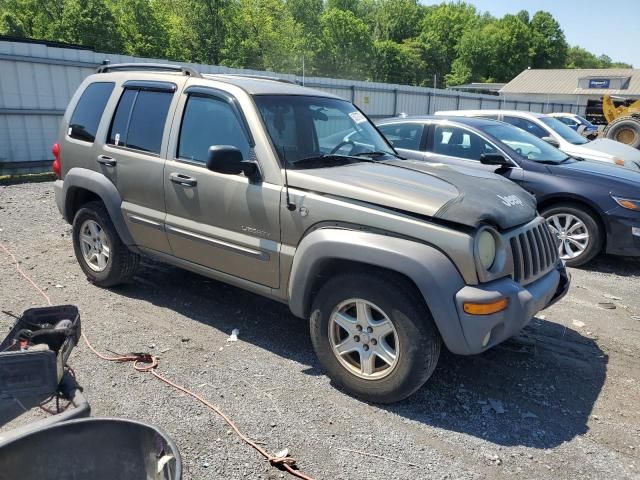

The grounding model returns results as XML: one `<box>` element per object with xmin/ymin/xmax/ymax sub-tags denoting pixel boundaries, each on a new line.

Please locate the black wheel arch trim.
<box><xmin>62</xmin><ymin>167</ymin><xmax>135</xmax><ymax>246</ymax></box>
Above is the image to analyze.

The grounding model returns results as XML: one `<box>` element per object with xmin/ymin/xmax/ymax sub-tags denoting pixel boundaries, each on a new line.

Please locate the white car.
<box><xmin>436</xmin><ymin>109</ymin><xmax>640</xmax><ymax>171</ymax></box>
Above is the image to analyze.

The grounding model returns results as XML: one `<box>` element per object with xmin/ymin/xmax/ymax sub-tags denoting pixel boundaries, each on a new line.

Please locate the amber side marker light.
<box><xmin>463</xmin><ymin>298</ymin><xmax>509</xmax><ymax>315</ymax></box>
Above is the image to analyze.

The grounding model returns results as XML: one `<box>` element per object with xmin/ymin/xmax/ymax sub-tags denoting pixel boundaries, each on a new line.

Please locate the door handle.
<box><xmin>97</xmin><ymin>155</ymin><xmax>117</xmax><ymax>167</ymax></box>
<box><xmin>169</xmin><ymin>172</ymin><xmax>198</xmax><ymax>187</ymax></box>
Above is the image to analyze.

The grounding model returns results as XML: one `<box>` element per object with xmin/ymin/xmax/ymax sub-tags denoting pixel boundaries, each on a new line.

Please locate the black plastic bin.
<box><xmin>0</xmin><ymin>417</ymin><xmax>182</xmax><ymax>480</ymax></box>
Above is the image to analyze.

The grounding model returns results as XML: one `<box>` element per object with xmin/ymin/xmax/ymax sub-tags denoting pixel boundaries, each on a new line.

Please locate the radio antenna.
<box><xmin>282</xmin><ymin>147</ymin><xmax>296</xmax><ymax>212</ymax></box>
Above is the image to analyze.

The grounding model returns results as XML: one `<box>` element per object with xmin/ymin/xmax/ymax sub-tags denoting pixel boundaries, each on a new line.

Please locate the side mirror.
<box><xmin>480</xmin><ymin>153</ymin><xmax>512</xmax><ymax>168</ymax></box>
<box><xmin>542</xmin><ymin>136</ymin><xmax>560</xmax><ymax>148</ymax></box>
<box><xmin>206</xmin><ymin>145</ymin><xmax>260</xmax><ymax>181</ymax></box>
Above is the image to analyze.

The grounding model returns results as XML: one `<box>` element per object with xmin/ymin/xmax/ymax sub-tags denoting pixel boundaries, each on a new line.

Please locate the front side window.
<box><xmin>481</xmin><ymin>123</ymin><xmax>570</xmax><ymax>163</ymax></box>
<box><xmin>108</xmin><ymin>89</ymin><xmax>173</xmax><ymax>154</ymax></box>
<box><xmin>432</xmin><ymin>125</ymin><xmax>497</xmax><ymax>161</ymax></box>
<box><xmin>377</xmin><ymin>123</ymin><xmax>423</xmax><ymax>150</ymax></box>
<box><xmin>502</xmin><ymin>116</ymin><xmax>548</xmax><ymax>139</ymax></box>
<box><xmin>68</xmin><ymin>82</ymin><xmax>114</xmax><ymax>143</ymax></box>
<box><xmin>254</xmin><ymin>95</ymin><xmax>395</xmax><ymax>168</ymax></box>
<box><xmin>540</xmin><ymin>116</ymin><xmax>589</xmax><ymax>145</ymax></box>
<box><xmin>558</xmin><ymin>117</ymin><xmax>578</xmax><ymax>128</ymax></box>
<box><xmin>177</xmin><ymin>95</ymin><xmax>251</xmax><ymax>163</ymax></box>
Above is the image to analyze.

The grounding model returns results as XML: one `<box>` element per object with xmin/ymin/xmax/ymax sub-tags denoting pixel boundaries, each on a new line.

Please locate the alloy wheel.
<box><xmin>546</xmin><ymin>213</ymin><xmax>589</xmax><ymax>260</ymax></box>
<box><xmin>328</xmin><ymin>298</ymin><xmax>399</xmax><ymax>380</ymax></box>
<box><xmin>79</xmin><ymin>219</ymin><xmax>110</xmax><ymax>272</ymax></box>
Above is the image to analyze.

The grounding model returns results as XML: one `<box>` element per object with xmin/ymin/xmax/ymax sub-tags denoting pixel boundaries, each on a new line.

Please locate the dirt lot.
<box><xmin>1</xmin><ymin>181</ymin><xmax>639</xmax><ymax>479</ymax></box>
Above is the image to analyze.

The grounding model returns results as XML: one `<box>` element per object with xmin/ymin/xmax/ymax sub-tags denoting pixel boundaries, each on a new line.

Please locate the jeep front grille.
<box><xmin>509</xmin><ymin>220</ymin><xmax>559</xmax><ymax>285</ymax></box>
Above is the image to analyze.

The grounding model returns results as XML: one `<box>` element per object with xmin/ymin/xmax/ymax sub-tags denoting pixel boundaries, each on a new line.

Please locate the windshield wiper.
<box><xmin>291</xmin><ymin>154</ymin><xmax>377</xmax><ymax>168</ymax></box>
<box><xmin>352</xmin><ymin>150</ymin><xmax>405</xmax><ymax>160</ymax></box>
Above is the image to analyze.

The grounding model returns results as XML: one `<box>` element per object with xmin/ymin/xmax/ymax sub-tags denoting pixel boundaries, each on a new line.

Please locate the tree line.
<box><xmin>0</xmin><ymin>0</ymin><xmax>632</xmax><ymax>87</ymax></box>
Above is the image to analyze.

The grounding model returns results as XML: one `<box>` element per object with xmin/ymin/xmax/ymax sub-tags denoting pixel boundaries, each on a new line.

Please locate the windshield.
<box><xmin>540</xmin><ymin>116</ymin><xmax>589</xmax><ymax>145</ymax></box>
<box><xmin>575</xmin><ymin>115</ymin><xmax>596</xmax><ymax>128</ymax></box>
<box><xmin>254</xmin><ymin>95</ymin><xmax>395</xmax><ymax>168</ymax></box>
<box><xmin>481</xmin><ymin>123</ymin><xmax>570</xmax><ymax>163</ymax></box>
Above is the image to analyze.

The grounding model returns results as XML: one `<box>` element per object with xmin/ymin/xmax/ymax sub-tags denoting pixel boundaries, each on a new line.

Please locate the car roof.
<box><xmin>204</xmin><ymin>74</ymin><xmax>342</xmax><ymax>98</ymax></box>
<box><xmin>376</xmin><ymin>115</ymin><xmax>503</xmax><ymax>128</ymax></box>
<box><xmin>91</xmin><ymin>63</ymin><xmax>342</xmax><ymax>99</ymax></box>
<box><xmin>546</xmin><ymin>112</ymin><xmax>574</xmax><ymax>117</ymax></box>
<box><xmin>435</xmin><ymin>109</ymin><xmax>545</xmax><ymax>119</ymax></box>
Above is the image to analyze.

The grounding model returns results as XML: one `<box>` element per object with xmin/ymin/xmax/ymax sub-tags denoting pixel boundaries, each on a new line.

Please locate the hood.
<box><xmin>566</xmin><ymin>138</ymin><xmax>640</xmax><ymax>168</ymax></box>
<box><xmin>287</xmin><ymin>160</ymin><xmax>537</xmax><ymax>230</ymax></box>
<box><xmin>554</xmin><ymin>159</ymin><xmax>640</xmax><ymax>188</ymax></box>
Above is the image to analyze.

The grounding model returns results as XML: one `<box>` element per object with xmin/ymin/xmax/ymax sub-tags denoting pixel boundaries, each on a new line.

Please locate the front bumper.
<box><xmin>452</xmin><ymin>262</ymin><xmax>570</xmax><ymax>354</ymax></box>
<box><xmin>605</xmin><ymin>207</ymin><xmax>640</xmax><ymax>256</ymax></box>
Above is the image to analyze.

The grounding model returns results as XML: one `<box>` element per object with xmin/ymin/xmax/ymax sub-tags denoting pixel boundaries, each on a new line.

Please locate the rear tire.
<box><xmin>603</xmin><ymin>116</ymin><xmax>640</xmax><ymax>148</ymax></box>
<box><xmin>309</xmin><ymin>273</ymin><xmax>441</xmax><ymax>403</ymax></box>
<box><xmin>541</xmin><ymin>203</ymin><xmax>602</xmax><ymax>267</ymax></box>
<box><xmin>72</xmin><ymin>201</ymin><xmax>139</xmax><ymax>287</ymax></box>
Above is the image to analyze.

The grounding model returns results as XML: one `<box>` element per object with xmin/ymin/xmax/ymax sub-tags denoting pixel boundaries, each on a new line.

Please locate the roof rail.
<box><xmin>96</xmin><ymin>62</ymin><xmax>203</xmax><ymax>78</ymax></box>
<box><xmin>214</xmin><ymin>73</ymin><xmax>298</xmax><ymax>85</ymax></box>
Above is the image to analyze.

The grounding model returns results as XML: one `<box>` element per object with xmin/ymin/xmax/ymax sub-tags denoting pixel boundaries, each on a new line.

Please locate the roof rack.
<box><xmin>213</xmin><ymin>73</ymin><xmax>298</xmax><ymax>85</ymax></box>
<box><xmin>96</xmin><ymin>62</ymin><xmax>203</xmax><ymax>78</ymax></box>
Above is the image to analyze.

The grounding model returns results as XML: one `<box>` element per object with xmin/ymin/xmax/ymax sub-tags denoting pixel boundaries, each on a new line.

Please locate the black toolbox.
<box><xmin>0</xmin><ymin>305</ymin><xmax>81</xmax><ymax>399</ymax></box>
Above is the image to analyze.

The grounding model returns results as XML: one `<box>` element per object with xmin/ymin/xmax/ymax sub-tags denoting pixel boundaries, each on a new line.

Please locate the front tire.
<box><xmin>72</xmin><ymin>201</ymin><xmax>139</xmax><ymax>287</ymax></box>
<box><xmin>309</xmin><ymin>273</ymin><xmax>441</xmax><ymax>403</ymax></box>
<box><xmin>541</xmin><ymin>203</ymin><xmax>602</xmax><ymax>267</ymax></box>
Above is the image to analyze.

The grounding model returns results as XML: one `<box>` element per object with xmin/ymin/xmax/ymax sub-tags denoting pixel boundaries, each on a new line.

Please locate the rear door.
<box><xmin>101</xmin><ymin>80</ymin><xmax>184</xmax><ymax>253</ymax></box>
<box><xmin>163</xmin><ymin>86</ymin><xmax>281</xmax><ymax>288</ymax></box>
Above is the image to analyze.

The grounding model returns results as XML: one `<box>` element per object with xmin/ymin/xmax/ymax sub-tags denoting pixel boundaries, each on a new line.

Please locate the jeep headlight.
<box><xmin>477</xmin><ymin>230</ymin><xmax>497</xmax><ymax>270</ymax></box>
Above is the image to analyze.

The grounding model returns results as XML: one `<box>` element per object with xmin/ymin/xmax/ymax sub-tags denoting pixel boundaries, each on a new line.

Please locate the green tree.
<box><xmin>369</xmin><ymin>0</ymin><xmax>423</xmax><ymax>42</ymax></box>
<box><xmin>110</xmin><ymin>0</ymin><xmax>168</xmax><ymax>58</ymax></box>
<box><xmin>0</xmin><ymin>11</ymin><xmax>27</xmax><ymax>36</ymax></box>
<box><xmin>372</xmin><ymin>38</ymin><xmax>427</xmax><ymax>85</ymax></box>
<box><xmin>316</xmin><ymin>7</ymin><xmax>372</xmax><ymax>79</ymax></box>
<box><xmin>419</xmin><ymin>2</ymin><xmax>480</xmax><ymax>86</ymax></box>
<box><xmin>326</xmin><ymin>0</ymin><xmax>360</xmax><ymax>13</ymax></box>
<box><xmin>223</xmin><ymin>0</ymin><xmax>302</xmax><ymax>72</ymax></box>
<box><xmin>529</xmin><ymin>11</ymin><xmax>568</xmax><ymax>68</ymax></box>
<box><xmin>59</xmin><ymin>0</ymin><xmax>123</xmax><ymax>52</ymax></box>
<box><xmin>566</xmin><ymin>46</ymin><xmax>632</xmax><ymax>68</ymax></box>
<box><xmin>447</xmin><ymin>14</ymin><xmax>532</xmax><ymax>85</ymax></box>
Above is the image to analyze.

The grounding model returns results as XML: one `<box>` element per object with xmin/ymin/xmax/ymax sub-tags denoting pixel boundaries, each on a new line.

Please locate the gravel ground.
<box><xmin>1</xmin><ymin>181</ymin><xmax>639</xmax><ymax>479</ymax></box>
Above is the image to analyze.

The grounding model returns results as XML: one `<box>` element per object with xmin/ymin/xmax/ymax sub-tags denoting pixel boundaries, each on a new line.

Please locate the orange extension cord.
<box><xmin>0</xmin><ymin>241</ymin><xmax>315</xmax><ymax>480</ymax></box>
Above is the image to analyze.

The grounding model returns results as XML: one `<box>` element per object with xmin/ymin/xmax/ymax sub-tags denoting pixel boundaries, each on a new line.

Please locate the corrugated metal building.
<box><xmin>1</xmin><ymin>37</ymin><xmax>579</xmax><ymax>174</ymax></box>
<box><xmin>500</xmin><ymin>68</ymin><xmax>640</xmax><ymax>123</ymax></box>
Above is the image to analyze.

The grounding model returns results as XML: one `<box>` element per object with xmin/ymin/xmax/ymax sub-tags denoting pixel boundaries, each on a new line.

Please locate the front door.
<box><xmin>163</xmin><ymin>88</ymin><xmax>281</xmax><ymax>288</ymax></box>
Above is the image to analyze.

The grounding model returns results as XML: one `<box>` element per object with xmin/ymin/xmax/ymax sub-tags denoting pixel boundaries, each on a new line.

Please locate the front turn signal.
<box><xmin>463</xmin><ymin>298</ymin><xmax>509</xmax><ymax>315</ymax></box>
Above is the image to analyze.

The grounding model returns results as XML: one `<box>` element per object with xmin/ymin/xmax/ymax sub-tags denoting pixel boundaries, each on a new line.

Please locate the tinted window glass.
<box><xmin>126</xmin><ymin>91</ymin><xmax>173</xmax><ymax>153</ymax></box>
<box><xmin>432</xmin><ymin>125</ymin><xmax>497</xmax><ymax>160</ymax></box>
<box><xmin>108</xmin><ymin>89</ymin><xmax>137</xmax><ymax>146</ymax></box>
<box><xmin>68</xmin><ymin>82</ymin><xmax>114</xmax><ymax>143</ymax></box>
<box><xmin>378</xmin><ymin>123</ymin><xmax>423</xmax><ymax>150</ymax></box>
<box><xmin>178</xmin><ymin>95</ymin><xmax>251</xmax><ymax>163</ymax></box>
<box><xmin>502</xmin><ymin>116</ymin><xmax>548</xmax><ymax>139</ymax></box>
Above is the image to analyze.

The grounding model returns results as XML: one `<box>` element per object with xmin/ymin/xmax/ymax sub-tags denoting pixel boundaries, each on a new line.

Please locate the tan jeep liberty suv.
<box><xmin>53</xmin><ymin>63</ymin><xmax>570</xmax><ymax>403</ymax></box>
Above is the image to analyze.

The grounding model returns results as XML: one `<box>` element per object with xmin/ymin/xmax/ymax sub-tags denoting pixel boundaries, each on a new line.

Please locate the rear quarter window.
<box><xmin>68</xmin><ymin>82</ymin><xmax>114</xmax><ymax>143</ymax></box>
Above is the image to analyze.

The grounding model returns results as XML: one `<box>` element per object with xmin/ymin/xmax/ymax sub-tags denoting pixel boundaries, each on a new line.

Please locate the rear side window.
<box><xmin>108</xmin><ymin>89</ymin><xmax>173</xmax><ymax>154</ymax></box>
<box><xmin>378</xmin><ymin>123</ymin><xmax>423</xmax><ymax>150</ymax></box>
<box><xmin>68</xmin><ymin>82</ymin><xmax>114</xmax><ymax>143</ymax></box>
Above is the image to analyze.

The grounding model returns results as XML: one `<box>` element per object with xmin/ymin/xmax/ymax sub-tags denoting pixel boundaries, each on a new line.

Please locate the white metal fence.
<box><xmin>0</xmin><ymin>38</ymin><xmax>579</xmax><ymax>174</ymax></box>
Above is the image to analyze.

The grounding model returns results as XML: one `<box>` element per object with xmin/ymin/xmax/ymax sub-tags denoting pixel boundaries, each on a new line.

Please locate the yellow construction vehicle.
<box><xmin>602</xmin><ymin>94</ymin><xmax>640</xmax><ymax>148</ymax></box>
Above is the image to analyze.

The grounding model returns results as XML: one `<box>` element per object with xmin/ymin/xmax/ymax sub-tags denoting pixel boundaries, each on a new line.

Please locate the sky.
<box><xmin>421</xmin><ymin>0</ymin><xmax>640</xmax><ymax>67</ymax></box>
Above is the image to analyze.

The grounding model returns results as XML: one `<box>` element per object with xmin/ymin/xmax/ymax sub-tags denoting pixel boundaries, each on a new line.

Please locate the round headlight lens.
<box><xmin>477</xmin><ymin>230</ymin><xmax>497</xmax><ymax>270</ymax></box>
